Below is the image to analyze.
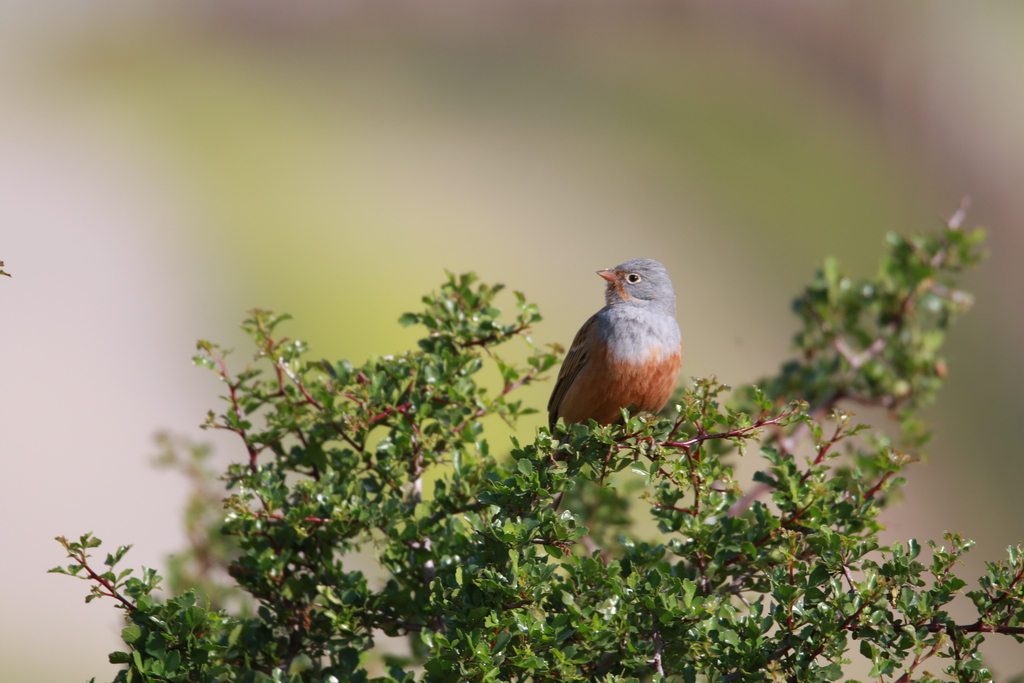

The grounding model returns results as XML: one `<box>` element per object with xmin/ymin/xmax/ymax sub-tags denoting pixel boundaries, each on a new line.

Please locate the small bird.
<box><xmin>548</xmin><ymin>258</ymin><xmax>682</xmax><ymax>429</ymax></box>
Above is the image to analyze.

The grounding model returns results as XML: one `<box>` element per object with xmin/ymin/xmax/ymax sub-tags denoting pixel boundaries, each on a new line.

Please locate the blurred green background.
<box><xmin>4</xmin><ymin>1</ymin><xmax>1024</xmax><ymax>679</ymax></box>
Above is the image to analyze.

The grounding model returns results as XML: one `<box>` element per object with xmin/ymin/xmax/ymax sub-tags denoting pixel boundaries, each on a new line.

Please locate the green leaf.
<box><xmin>121</xmin><ymin>624</ymin><xmax>143</xmax><ymax>644</ymax></box>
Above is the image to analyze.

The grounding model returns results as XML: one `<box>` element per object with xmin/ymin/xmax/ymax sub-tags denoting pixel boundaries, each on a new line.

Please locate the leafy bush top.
<box><xmin>55</xmin><ymin>224</ymin><xmax>1024</xmax><ymax>682</ymax></box>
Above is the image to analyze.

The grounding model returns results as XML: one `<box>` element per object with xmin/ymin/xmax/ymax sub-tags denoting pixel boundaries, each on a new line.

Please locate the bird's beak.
<box><xmin>597</xmin><ymin>269</ymin><xmax>616</xmax><ymax>282</ymax></box>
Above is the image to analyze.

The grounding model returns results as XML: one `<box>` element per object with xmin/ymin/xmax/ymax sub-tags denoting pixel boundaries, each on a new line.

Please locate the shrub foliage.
<box><xmin>54</xmin><ymin>224</ymin><xmax>1024</xmax><ymax>682</ymax></box>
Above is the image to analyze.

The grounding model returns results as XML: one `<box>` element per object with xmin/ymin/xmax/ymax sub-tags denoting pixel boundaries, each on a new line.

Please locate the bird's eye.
<box><xmin>625</xmin><ymin>273</ymin><xmax>642</xmax><ymax>284</ymax></box>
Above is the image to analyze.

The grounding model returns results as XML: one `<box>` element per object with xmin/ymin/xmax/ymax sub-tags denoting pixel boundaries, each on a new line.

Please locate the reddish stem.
<box><xmin>73</xmin><ymin>554</ymin><xmax>136</xmax><ymax>612</ymax></box>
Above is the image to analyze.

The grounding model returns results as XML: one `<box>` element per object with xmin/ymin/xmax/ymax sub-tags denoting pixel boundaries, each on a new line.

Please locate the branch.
<box><xmin>978</xmin><ymin>558</ymin><xmax>1024</xmax><ymax>624</ymax></box>
<box><xmin>832</xmin><ymin>335</ymin><xmax>887</xmax><ymax>371</ymax></box>
<box><xmin>253</xmin><ymin>511</ymin><xmax>337</xmax><ymax>526</ymax></box>
<box><xmin>456</xmin><ymin>324</ymin><xmax>529</xmax><ymax>349</ymax></box>
<box><xmin>946</xmin><ymin>195</ymin><xmax>971</xmax><ymax>230</ymax></box>
<box><xmin>276</xmin><ymin>357</ymin><xmax>367</xmax><ymax>452</ymax></box>
<box><xmin>278</xmin><ymin>358</ymin><xmax>323</xmax><ymax>410</ymax></box>
<box><xmin>925</xmin><ymin>621</ymin><xmax>1024</xmax><ymax>636</ymax></box>
<box><xmin>55</xmin><ymin>540</ymin><xmax>137</xmax><ymax>613</ymax></box>
<box><xmin>453</xmin><ymin>365</ymin><xmax>541</xmax><ymax>433</ymax></box>
<box><xmin>206</xmin><ymin>347</ymin><xmax>261</xmax><ymax>472</ymax></box>
<box><xmin>662</xmin><ymin>406</ymin><xmax>802</xmax><ymax>450</ymax></box>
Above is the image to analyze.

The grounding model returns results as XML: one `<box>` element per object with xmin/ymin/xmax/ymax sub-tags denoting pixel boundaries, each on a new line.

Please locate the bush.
<box><xmin>54</xmin><ymin>221</ymin><xmax>1024</xmax><ymax>682</ymax></box>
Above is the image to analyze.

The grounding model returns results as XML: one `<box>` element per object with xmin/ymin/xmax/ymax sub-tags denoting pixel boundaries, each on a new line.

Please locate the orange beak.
<box><xmin>597</xmin><ymin>269</ymin><xmax>617</xmax><ymax>282</ymax></box>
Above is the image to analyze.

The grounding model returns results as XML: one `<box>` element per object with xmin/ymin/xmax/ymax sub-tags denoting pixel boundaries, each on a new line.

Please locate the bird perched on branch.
<box><xmin>548</xmin><ymin>258</ymin><xmax>682</xmax><ymax>430</ymax></box>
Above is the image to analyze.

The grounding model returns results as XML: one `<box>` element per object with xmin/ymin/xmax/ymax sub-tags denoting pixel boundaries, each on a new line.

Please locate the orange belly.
<box><xmin>556</xmin><ymin>346</ymin><xmax>682</xmax><ymax>426</ymax></box>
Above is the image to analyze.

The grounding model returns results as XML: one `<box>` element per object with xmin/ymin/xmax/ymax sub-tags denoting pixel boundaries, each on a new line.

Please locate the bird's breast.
<box><xmin>598</xmin><ymin>308</ymin><xmax>682</xmax><ymax>365</ymax></box>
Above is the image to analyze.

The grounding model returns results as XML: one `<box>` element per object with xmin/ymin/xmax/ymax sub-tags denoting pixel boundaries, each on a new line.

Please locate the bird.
<box><xmin>548</xmin><ymin>258</ymin><xmax>682</xmax><ymax>430</ymax></box>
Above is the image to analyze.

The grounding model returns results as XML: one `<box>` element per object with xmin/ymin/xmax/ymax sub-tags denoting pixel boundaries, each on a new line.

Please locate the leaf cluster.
<box><xmin>52</xmin><ymin>226</ymin><xmax>1024</xmax><ymax>682</ymax></box>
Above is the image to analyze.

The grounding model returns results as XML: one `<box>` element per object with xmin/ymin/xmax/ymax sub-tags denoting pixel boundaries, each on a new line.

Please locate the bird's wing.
<box><xmin>548</xmin><ymin>312</ymin><xmax>599</xmax><ymax>429</ymax></box>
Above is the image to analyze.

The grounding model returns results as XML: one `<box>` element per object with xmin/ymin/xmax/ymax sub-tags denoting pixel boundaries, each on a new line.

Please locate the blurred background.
<box><xmin>3</xmin><ymin>1</ymin><xmax>1024</xmax><ymax>679</ymax></box>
